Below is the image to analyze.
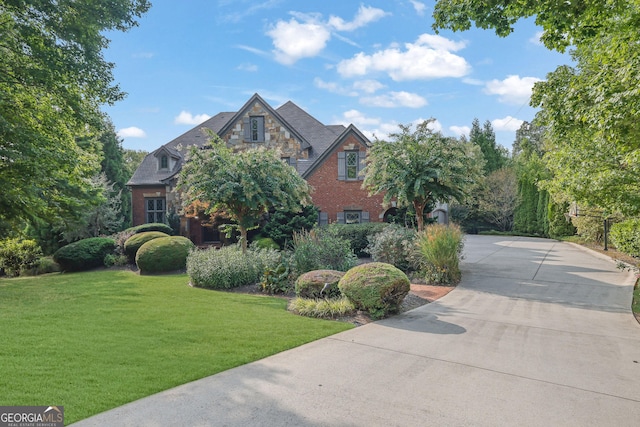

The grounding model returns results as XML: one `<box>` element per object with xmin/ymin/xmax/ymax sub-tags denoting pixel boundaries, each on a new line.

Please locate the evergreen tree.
<box><xmin>469</xmin><ymin>118</ymin><xmax>507</xmax><ymax>174</ymax></box>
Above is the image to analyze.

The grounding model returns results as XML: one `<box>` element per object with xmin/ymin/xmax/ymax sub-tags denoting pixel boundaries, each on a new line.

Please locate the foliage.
<box><xmin>251</xmin><ymin>237</ymin><xmax>280</xmax><ymax>250</ymax></box>
<box><xmin>364</xmin><ymin>120</ymin><xmax>484</xmax><ymax>231</ymax></box>
<box><xmin>179</xmin><ymin>135</ymin><xmax>312</xmax><ymax>253</ymax></box>
<box><xmin>365</xmin><ymin>224</ymin><xmax>417</xmax><ymax>271</ymax></box>
<box><xmin>128</xmin><ymin>223</ymin><xmax>174</xmax><ymax>235</ymax></box>
<box><xmin>289</xmin><ymin>229</ymin><xmax>358</xmax><ymax>277</ymax></box>
<box><xmin>135</xmin><ymin>236</ymin><xmax>194</xmax><ymax>274</ymax></box>
<box><xmin>414</xmin><ymin>224</ymin><xmax>464</xmax><ymax>285</ymax></box>
<box><xmin>53</xmin><ymin>238</ymin><xmax>116</xmax><ymax>272</ymax></box>
<box><xmin>432</xmin><ymin>0</ymin><xmax>617</xmax><ymax>52</ymax></box>
<box><xmin>33</xmin><ymin>256</ymin><xmax>61</xmax><ymax>275</ymax></box>
<box><xmin>323</xmin><ymin>223</ymin><xmax>388</xmax><ymax>257</ymax></box>
<box><xmin>0</xmin><ymin>0</ymin><xmax>150</xmax><ymax>236</ymax></box>
<box><xmin>338</xmin><ymin>262</ymin><xmax>410</xmax><ymax>319</ymax></box>
<box><xmin>570</xmin><ymin>214</ymin><xmax>606</xmax><ymax>244</ymax></box>
<box><xmin>0</xmin><ymin>238</ymin><xmax>43</xmax><ymax>277</ymax></box>
<box><xmin>469</xmin><ymin>118</ymin><xmax>508</xmax><ymax>174</ymax></box>
<box><xmin>477</xmin><ymin>167</ymin><xmax>517</xmax><ymax>231</ymax></box>
<box><xmin>187</xmin><ymin>245</ymin><xmax>280</xmax><ymax>289</ymax></box>
<box><xmin>103</xmin><ymin>254</ymin><xmax>129</xmax><ymax>268</ymax></box>
<box><xmin>260</xmin><ymin>256</ymin><xmax>293</xmax><ymax>294</ymax></box>
<box><xmin>610</xmin><ymin>219</ymin><xmax>640</xmax><ymax>257</ymax></box>
<box><xmin>122</xmin><ymin>149</ymin><xmax>149</xmax><ymax>180</ymax></box>
<box><xmin>262</xmin><ymin>205</ymin><xmax>319</xmax><ymax>248</ymax></box>
<box><xmin>294</xmin><ymin>270</ymin><xmax>345</xmax><ymax>299</ymax></box>
<box><xmin>124</xmin><ymin>231</ymin><xmax>170</xmax><ymax>261</ymax></box>
<box><xmin>99</xmin><ymin>118</ymin><xmax>131</xmax><ymax>228</ymax></box>
<box><xmin>547</xmin><ymin>201</ymin><xmax>576</xmax><ymax>239</ymax></box>
<box><xmin>0</xmin><ymin>270</ymin><xmax>351</xmax><ymax>424</ymax></box>
<box><xmin>288</xmin><ymin>296</ymin><xmax>355</xmax><ymax>319</ymax></box>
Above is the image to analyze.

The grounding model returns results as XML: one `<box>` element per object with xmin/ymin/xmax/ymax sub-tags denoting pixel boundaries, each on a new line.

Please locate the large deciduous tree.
<box><xmin>0</xmin><ymin>0</ymin><xmax>150</xmax><ymax>235</ymax></box>
<box><xmin>363</xmin><ymin>120</ymin><xmax>484</xmax><ymax>231</ymax></box>
<box><xmin>179</xmin><ymin>136</ymin><xmax>313</xmax><ymax>253</ymax></box>
<box><xmin>433</xmin><ymin>0</ymin><xmax>640</xmax><ymax>216</ymax></box>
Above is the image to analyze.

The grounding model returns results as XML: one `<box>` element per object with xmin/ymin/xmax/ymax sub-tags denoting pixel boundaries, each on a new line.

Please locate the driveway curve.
<box><xmin>74</xmin><ymin>236</ymin><xmax>640</xmax><ymax>426</ymax></box>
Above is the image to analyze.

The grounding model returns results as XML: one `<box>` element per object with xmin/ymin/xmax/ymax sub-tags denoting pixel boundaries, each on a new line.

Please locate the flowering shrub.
<box><xmin>365</xmin><ymin>224</ymin><xmax>417</xmax><ymax>271</ymax></box>
<box><xmin>187</xmin><ymin>244</ymin><xmax>280</xmax><ymax>289</ymax></box>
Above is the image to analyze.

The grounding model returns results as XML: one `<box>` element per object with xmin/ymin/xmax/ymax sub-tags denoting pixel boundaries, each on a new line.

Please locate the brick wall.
<box><xmin>130</xmin><ymin>185</ymin><xmax>166</xmax><ymax>226</ymax></box>
<box><xmin>306</xmin><ymin>134</ymin><xmax>386</xmax><ymax>223</ymax></box>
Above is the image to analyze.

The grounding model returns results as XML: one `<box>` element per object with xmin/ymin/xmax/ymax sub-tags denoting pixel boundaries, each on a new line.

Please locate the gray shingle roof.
<box><xmin>127</xmin><ymin>96</ymin><xmax>369</xmax><ymax>186</ymax></box>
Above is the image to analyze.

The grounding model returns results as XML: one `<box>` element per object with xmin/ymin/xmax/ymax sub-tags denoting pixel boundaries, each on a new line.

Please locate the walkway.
<box><xmin>73</xmin><ymin>236</ymin><xmax>640</xmax><ymax>426</ymax></box>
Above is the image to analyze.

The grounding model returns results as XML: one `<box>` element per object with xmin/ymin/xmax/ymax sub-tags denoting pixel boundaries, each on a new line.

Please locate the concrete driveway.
<box><xmin>74</xmin><ymin>236</ymin><xmax>640</xmax><ymax>426</ymax></box>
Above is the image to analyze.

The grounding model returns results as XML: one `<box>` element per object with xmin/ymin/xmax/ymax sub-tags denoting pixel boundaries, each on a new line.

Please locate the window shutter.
<box><xmin>257</xmin><ymin>117</ymin><xmax>265</xmax><ymax>142</ymax></box>
<box><xmin>361</xmin><ymin>211</ymin><xmax>370</xmax><ymax>223</ymax></box>
<box><xmin>243</xmin><ymin>117</ymin><xmax>250</xmax><ymax>141</ymax></box>
<box><xmin>358</xmin><ymin>151</ymin><xmax>366</xmax><ymax>180</ymax></box>
<box><xmin>337</xmin><ymin>152</ymin><xmax>346</xmax><ymax>180</ymax></box>
<box><xmin>337</xmin><ymin>212</ymin><xmax>345</xmax><ymax>224</ymax></box>
<box><xmin>319</xmin><ymin>212</ymin><xmax>328</xmax><ymax>226</ymax></box>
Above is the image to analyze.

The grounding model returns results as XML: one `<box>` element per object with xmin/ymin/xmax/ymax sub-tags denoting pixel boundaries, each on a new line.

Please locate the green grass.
<box><xmin>634</xmin><ymin>279</ymin><xmax>640</xmax><ymax>315</ymax></box>
<box><xmin>0</xmin><ymin>270</ymin><xmax>352</xmax><ymax>424</ymax></box>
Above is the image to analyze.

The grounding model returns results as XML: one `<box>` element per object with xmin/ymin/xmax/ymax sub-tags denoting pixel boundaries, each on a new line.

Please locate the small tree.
<box><xmin>478</xmin><ymin>167</ymin><xmax>517</xmax><ymax>231</ymax></box>
<box><xmin>363</xmin><ymin>120</ymin><xmax>484</xmax><ymax>231</ymax></box>
<box><xmin>179</xmin><ymin>135</ymin><xmax>312</xmax><ymax>253</ymax></box>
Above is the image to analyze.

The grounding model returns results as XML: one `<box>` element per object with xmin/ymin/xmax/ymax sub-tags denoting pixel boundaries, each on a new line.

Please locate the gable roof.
<box><xmin>127</xmin><ymin>94</ymin><xmax>370</xmax><ymax>186</ymax></box>
<box><xmin>301</xmin><ymin>124</ymin><xmax>371</xmax><ymax>179</ymax></box>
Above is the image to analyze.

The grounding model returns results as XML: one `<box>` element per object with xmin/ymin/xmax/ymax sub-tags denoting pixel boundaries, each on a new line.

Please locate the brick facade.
<box><xmin>131</xmin><ymin>185</ymin><xmax>166</xmax><ymax>226</ymax></box>
<box><xmin>306</xmin><ymin>134</ymin><xmax>386</xmax><ymax>223</ymax></box>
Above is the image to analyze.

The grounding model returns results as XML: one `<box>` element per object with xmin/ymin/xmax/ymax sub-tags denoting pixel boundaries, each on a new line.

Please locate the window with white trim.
<box><xmin>146</xmin><ymin>198</ymin><xmax>165</xmax><ymax>223</ymax></box>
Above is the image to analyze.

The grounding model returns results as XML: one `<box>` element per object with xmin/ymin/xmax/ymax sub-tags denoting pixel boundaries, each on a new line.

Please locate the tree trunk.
<box><xmin>239</xmin><ymin>225</ymin><xmax>248</xmax><ymax>254</ymax></box>
<box><xmin>414</xmin><ymin>200</ymin><xmax>426</xmax><ymax>232</ymax></box>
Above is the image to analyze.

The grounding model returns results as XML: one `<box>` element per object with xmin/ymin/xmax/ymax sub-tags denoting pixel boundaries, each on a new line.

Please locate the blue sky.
<box><xmin>103</xmin><ymin>0</ymin><xmax>570</xmax><ymax>153</ymax></box>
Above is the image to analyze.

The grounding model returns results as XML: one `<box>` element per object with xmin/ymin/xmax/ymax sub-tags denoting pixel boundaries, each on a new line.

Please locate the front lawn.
<box><xmin>0</xmin><ymin>270</ymin><xmax>352</xmax><ymax>424</ymax></box>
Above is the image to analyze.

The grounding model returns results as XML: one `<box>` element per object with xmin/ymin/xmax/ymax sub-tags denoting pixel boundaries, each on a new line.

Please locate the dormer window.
<box><xmin>160</xmin><ymin>155</ymin><xmax>168</xmax><ymax>169</ymax></box>
<box><xmin>243</xmin><ymin>116</ymin><xmax>265</xmax><ymax>142</ymax></box>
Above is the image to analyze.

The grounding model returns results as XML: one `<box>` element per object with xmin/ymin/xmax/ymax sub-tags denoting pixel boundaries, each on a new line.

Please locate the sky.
<box><xmin>102</xmin><ymin>0</ymin><xmax>570</xmax><ymax>153</ymax></box>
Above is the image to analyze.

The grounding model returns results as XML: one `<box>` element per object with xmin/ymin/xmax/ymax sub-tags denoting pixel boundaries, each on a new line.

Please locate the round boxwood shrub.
<box><xmin>124</xmin><ymin>231</ymin><xmax>170</xmax><ymax>261</ymax></box>
<box><xmin>53</xmin><ymin>237</ymin><xmax>116</xmax><ymax>272</ymax></box>
<box><xmin>135</xmin><ymin>236</ymin><xmax>195</xmax><ymax>274</ymax></box>
<box><xmin>338</xmin><ymin>262</ymin><xmax>410</xmax><ymax>319</ymax></box>
<box><xmin>295</xmin><ymin>270</ymin><xmax>345</xmax><ymax>298</ymax></box>
<box><xmin>129</xmin><ymin>222</ymin><xmax>174</xmax><ymax>235</ymax></box>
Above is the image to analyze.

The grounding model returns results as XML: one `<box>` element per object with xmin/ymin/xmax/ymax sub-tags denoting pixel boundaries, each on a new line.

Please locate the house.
<box><xmin>127</xmin><ymin>93</ymin><xmax>392</xmax><ymax>245</ymax></box>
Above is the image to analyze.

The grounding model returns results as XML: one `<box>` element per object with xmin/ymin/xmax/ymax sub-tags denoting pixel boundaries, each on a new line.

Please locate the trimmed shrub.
<box><xmin>124</xmin><ymin>231</ymin><xmax>170</xmax><ymax>261</ymax></box>
<box><xmin>187</xmin><ymin>245</ymin><xmax>280</xmax><ymax>289</ymax></box>
<box><xmin>0</xmin><ymin>238</ymin><xmax>43</xmax><ymax>277</ymax></box>
<box><xmin>366</xmin><ymin>224</ymin><xmax>417</xmax><ymax>271</ymax></box>
<box><xmin>324</xmin><ymin>223</ymin><xmax>388</xmax><ymax>257</ymax></box>
<box><xmin>289</xmin><ymin>229</ymin><xmax>357</xmax><ymax>277</ymax></box>
<box><xmin>288</xmin><ymin>296</ymin><xmax>355</xmax><ymax>319</ymax></box>
<box><xmin>338</xmin><ymin>262</ymin><xmax>410</xmax><ymax>319</ymax></box>
<box><xmin>611</xmin><ymin>219</ymin><xmax>640</xmax><ymax>257</ymax></box>
<box><xmin>129</xmin><ymin>223</ymin><xmax>174</xmax><ymax>235</ymax></box>
<box><xmin>414</xmin><ymin>224</ymin><xmax>464</xmax><ymax>285</ymax></box>
<box><xmin>136</xmin><ymin>236</ymin><xmax>195</xmax><ymax>274</ymax></box>
<box><xmin>53</xmin><ymin>237</ymin><xmax>116</xmax><ymax>272</ymax></box>
<box><xmin>295</xmin><ymin>270</ymin><xmax>345</xmax><ymax>298</ymax></box>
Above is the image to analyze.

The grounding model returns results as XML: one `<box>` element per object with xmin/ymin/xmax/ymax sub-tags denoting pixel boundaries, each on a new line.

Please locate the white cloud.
<box><xmin>132</xmin><ymin>52</ymin><xmax>154</xmax><ymax>59</ymax></box>
<box><xmin>117</xmin><ymin>127</ymin><xmax>146</xmax><ymax>138</ymax></box>
<box><xmin>337</xmin><ymin>33</ymin><xmax>470</xmax><ymax>81</ymax></box>
<box><xmin>328</xmin><ymin>5</ymin><xmax>389</xmax><ymax>31</ymax></box>
<box><xmin>342</xmin><ymin>109</ymin><xmax>381</xmax><ymax>127</ymax></box>
<box><xmin>361</xmin><ymin>91</ymin><xmax>427</xmax><ymax>108</ymax></box>
<box><xmin>353</xmin><ymin>79</ymin><xmax>385</xmax><ymax>93</ymax></box>
<box><xmin>450</xmin><ymin>125</ymin><xmax>470</xmax><ymax>137</ymax></box>
<box><xmin>492</xmin><ymin>116</ymin><xmax>524</xmax><ymax>132</ymax></box>
<box><xmin>237</xmin><ymin>63</ymin><xmax>258</xmax><ymax>72</ymax></box>
<box><xmin>410</xmin><ymin>1</ymin><xmax>427</xmax><ymax>16</ymax></box>
<box><xmin>314</xmin><ymin>78</ymin><xmax>358</xmax><ymax>96</ymax></box>
<box><xmin>529</xmin><ymin>31</ymin><xmax>544</xmax><ymax>46</ymax></box>
<box><xmin>174</xmin><ymin>111</ymin><xmax>211</xmax><ymax>125</ymax></box>
<box><xmin>267</xmin><ymin>18</ymin><xmax>331</xmax><ymax>65</ymax></box>
<box><xmin>484</xmin><ymin>75</ymin><xmax>542</xmax><ymax>105</ymax></box>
